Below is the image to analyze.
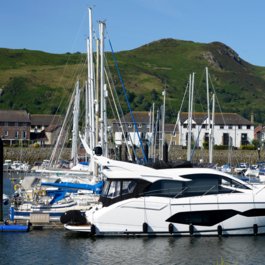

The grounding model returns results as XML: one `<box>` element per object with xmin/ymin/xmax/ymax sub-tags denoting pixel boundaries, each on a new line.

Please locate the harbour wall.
<box><xmin>3</xmin><ymin>146</ymin><xmax>263</xmax><ymax>167</ymax></box>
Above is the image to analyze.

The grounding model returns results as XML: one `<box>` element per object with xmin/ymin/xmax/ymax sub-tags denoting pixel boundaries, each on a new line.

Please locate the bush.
<box><xmin>33</xmin><ymin>142</ymin><xmax>40</xmax><ymax>148</ymax></box>
<box><xmin>214</xmin><ymin>145</ymin><xmax>229</xmax><ymax>150</ymax></box>
<box><xmin>203</xmin><ymin>141</ymin><xmax>208</xmax><ymax>149</ymax></box>
<box><xmin>252</xmin><ymin>139</ymin><xmax>260</xmax><ymax>149</ymax></box>
<box><xmin>241</xmin><ymin>144</ymin><xmax>256</xmax><ymax>150</ymax></box>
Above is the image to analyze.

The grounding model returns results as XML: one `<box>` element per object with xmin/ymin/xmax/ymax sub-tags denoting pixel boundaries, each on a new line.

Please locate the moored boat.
<box><xmin>63</xmin><ymin>156</ymin><xmax>265</xmax><ymax>236</ymax></box>
<box><xmin>9</xmin><ymin>175</ymin><xmax>102</xmax><ymax>224</ymax></box>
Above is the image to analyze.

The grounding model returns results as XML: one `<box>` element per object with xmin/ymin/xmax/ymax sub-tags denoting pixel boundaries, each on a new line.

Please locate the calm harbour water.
<box><xmin>1</xmin><ymin>175</ymin><xmax>265</xmax><ymax>265</ymax></box>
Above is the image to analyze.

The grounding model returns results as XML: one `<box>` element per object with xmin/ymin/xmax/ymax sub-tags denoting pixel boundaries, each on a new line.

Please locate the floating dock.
<box><xmin>0</xmin><ymin>221</ymin><xmax>30</xmax><ymax>232</ymax></box>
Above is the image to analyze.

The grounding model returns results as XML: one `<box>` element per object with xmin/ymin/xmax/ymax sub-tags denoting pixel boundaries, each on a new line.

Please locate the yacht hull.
<box><xmin>64</xmin><ymin>194</ymin><xmax>265</xmax><ymax>236</ymax></box>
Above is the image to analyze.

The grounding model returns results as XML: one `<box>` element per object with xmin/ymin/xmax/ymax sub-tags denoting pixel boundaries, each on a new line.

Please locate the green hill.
<box><xmin>0</xmin><ymin>39</ymin><xmax>265</xmax><ymax>123</ymax></box>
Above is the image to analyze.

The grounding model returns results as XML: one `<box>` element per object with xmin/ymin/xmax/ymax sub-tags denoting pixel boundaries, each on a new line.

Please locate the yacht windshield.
<box><xmin>101</xmin><ymin>180</ymin><xmax>137</xmax><ymax>199</ymax></box>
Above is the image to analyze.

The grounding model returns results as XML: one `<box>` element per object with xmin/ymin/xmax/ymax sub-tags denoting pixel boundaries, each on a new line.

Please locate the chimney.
<box><xmin>251</xmin><ymin>112</ymin><xmax>254</xmax><ymax>124</ymax></box>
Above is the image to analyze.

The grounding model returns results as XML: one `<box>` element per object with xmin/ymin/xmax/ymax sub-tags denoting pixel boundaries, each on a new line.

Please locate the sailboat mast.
<box><xmin>187</xmin><ymin>74</ymin><xmax>192</xmax><ymax>161</ymax></box>
<box><xmin>71</xmin><ymin>80</ymin><xmax>80</xmax><ymax>166</ymax></box>
<box><xmin>99</xmin><ymin>21</ymin><xmax>106</xmax><ymax>156</ymax></box>
<box><xmin>151</xmin><ymin>103</ymin><xmax>155</xmax><ymax>160</ymax></box>
<box><xmin>86</xmin><ymin>39</ymin><xmax>92</xmax><ymax>148</ymax></box>
<box><xmin>84</xmin><ymin>80</ymin><xmax>89</xmax><ymax>144</ymax></box>
<box><xmin>209</xmin><ymin>93</ymin><xmax>215</xmax><ymax>163</ymax></box>
<box><xmin>161</xmin><ymin>89</ymin><xmax>166</xmax><ymax>160</ymax></box>
<box><xmin>88</xmin><ymin>7</ymin><xmax>95</xmax><ymax>150</ymax></box>
<box><xmin>103</xmin><ymin>83</ymin><xmax>108</xmax><ymax>156</ymax></box>
<box><xmin>95</xmin><ymin>38</ymin><xmax>100</xmax><ymax>146</ymax></box>
<box><xmin>206</xmin><ymin>67</ymin><xmax>211</xmax><ymax>162</ymax></box>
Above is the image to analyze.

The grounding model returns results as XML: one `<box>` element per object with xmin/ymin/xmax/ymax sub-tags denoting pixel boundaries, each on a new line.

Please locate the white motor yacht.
<box><xmin>63</xmin><ymin>156</ymin><xmax>265</xmax><ymax>236</ymax></box>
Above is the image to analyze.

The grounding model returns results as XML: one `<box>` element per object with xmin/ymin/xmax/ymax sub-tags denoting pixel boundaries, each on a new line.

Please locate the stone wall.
<box><xmin>3</xmin><ymin>146</ymin><xmax>263</xmax><ymax>167</ymax></box>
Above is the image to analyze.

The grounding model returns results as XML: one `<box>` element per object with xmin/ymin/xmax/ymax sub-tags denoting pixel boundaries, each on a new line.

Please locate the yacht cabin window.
<box><xmin>101</xmin><ymin>181</ymin><xmax>110</xmax><ymax>197</ymax></box>
<box><xmin>122</xmin><ymin>181</ymin><xmax>137</xmax><ymax>196</ymax></box>
<box><xmin>108</xmin><ymin>181</ymin><xmax>121</xmax><ymax>199</ymax></box>
<box><xmin>145</xmin><ymin>180</ymin><xmax>183</xmax><ymax>197</ymax></box>
<box><xmin>144</xmin><ymin>174</ymin><xmax>250</xmax><ymax>198</ymax></box>
<box><xmin>101</xmin><ymin>180</ymin><xmax>137</xmax><ymax>199</ymax></box>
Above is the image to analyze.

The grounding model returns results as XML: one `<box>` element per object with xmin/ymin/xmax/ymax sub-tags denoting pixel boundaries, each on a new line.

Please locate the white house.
<box><xmin>178</xmin><ymin>112</ymin><xmax>254</xmax><ymax>149</ymax></box>
<box><xmin>112</xmin><ymin>112</ymin><xmax>151</xmax><ymax>147</ymax></box>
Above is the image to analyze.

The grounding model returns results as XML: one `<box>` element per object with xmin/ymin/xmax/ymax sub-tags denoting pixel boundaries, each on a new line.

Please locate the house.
<box><xmin>30</xmin><ymin>114</ymin><xmax>63</xmax><ymax>146</ymax></box>
<box><xmin>0</xmin><ymin>110</ymin><xmax>31</xmax><ymax>145</ymax></box>
<box><xmin>255</xmin><ymin>125</ymin><xmax>265</xmax><ymax>147</ymax></box>
<box><xmin>112</xmin><ymin>111</ymin><xmax>254</xmax><ymax>150</ymax></box>
<box><xmin>178</xmin><ymin>112</ymin><xmax>254</xmax><ymax>149</ymax></box>
<box><xmin>164</xmin><ymin>123</ymin><xmax>179</xmax><ymax>146</ymax></box>
<box><xmin>112</xmin><ymin>111</ymin><xmax>179</xmax><ymax>147</ymax></box>
<box><xmin>112</xmin><ymin>111</ymin><xmax>152</xmax><ymax>147</ymax></box>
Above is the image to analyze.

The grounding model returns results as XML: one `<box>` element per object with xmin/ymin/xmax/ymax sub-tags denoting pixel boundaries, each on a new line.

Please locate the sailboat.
<box><xmin>8</xmin><ymin>8</ymin><xmax>105</xmax><ymax>225</ymax></box>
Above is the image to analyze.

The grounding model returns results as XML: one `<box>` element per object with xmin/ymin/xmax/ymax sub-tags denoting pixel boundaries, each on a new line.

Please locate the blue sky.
<box><xmin>1</xmin><ymin>0</ymin><xmax>265</xmax><ymax>66</ymax></box>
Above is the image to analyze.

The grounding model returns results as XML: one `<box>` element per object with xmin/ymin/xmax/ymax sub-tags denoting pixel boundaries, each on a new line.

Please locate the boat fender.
<box><xmin>253</xmin><ymin>224</ymin><xmax>258</xmax><ymax>235</ymax></box>
<box><xmin>60</xmin><ymin>210</ymin><xmax>87</xmax><ymax>225</ymax></box>
<box><xmin>90</xmin><ymin>224</ymin><xmax>96</xmax><ymax>235</ymax></box>
<box><xmin>143</xmin><ymin>222</ymin><xmax>148</xmax><ymax>233</ymax></box>
<box><xmin>189</xmin><ymin>224</ymin><xmax>194</xmax><ymax>236</ymax></box>
<box><xmin>168</xmin><ymin>223</ymin><xmax>174</xmax><ymax>234</ymax></box>
<box><xmin>217</xmin><ymin>225</ymin><xmax>222</xmax><ymax>236</ymax></box>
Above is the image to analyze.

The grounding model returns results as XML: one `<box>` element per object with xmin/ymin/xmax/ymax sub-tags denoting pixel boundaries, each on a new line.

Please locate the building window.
<box><xmin>15</xmin><ymin>131</ymin><xmax>19</xmax><ymax>139</ymax></box>
<box><xmin>220</xmin><ymin>125</ymin><xmax>224</xmax><ymax>129</ymax></box>
<box><xmin>202</xmin><ymin>124</ymin><xmax>206</xmax><ymax>129</ymax></box>
<box><xmin>9</xmin><ymin>122</ymin><xmax>15</xmax><ymax>126</ymax></box>
<box><xmin>204</xmin><ymin>133</ymin><xmax>209</xmax><ymax>143</ymax></box>
<box><xmin>247</xmin><ymin>125</ymin><xmax>251</xmax><ymax>129</ymax></box>
<box><xmin>241</xmin><ymin>133</ymin><xmax>248</xmax><ymax>145</ymax></box>
<box><xmin>238</xmin><ymin>125</ymin><xmax>242</xmax><ymax>129</ymax></box>
<box><xmin>223</xmin><ymin>133</ymin><xmax>229</xmax><ymax>146</ymax></box>
<box><xmin>192</xmin><ymin>124</ymin><xmax>196</xmax><ymax>129</ymax></box>
<box><xmin>23</xmin><ymin>131</ymin><xmax>27</xmax><ymax>139</ymax></box>
<box><xmin>128</xmin><ymin>124</ymin><xmax>132</xmax><ymax>128</ymax></box>
<box><xmin>183</xmin><ymin>124</ymin><xmax>187</xmax><ymax>128</ymax></box>
<box><xmin>228</xmin><ymin>125</ymin><xmax>233</xmax><ymax>129</ymax></box>
<box><xmin>138</xmin><ymin>123</ymin><xmax>142</xmax><ymax>128</ymax></box>
<box><xmin>4</xmin><ymin>130</ymin><xmax>8</xmax><ymax>137</ymax></box>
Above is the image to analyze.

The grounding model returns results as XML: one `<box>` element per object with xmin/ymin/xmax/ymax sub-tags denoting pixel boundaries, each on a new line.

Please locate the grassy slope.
<box><xmin>0</xmin><ymin>39</ymin><xmax>265</xmax><ymax>122</ymax></box>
